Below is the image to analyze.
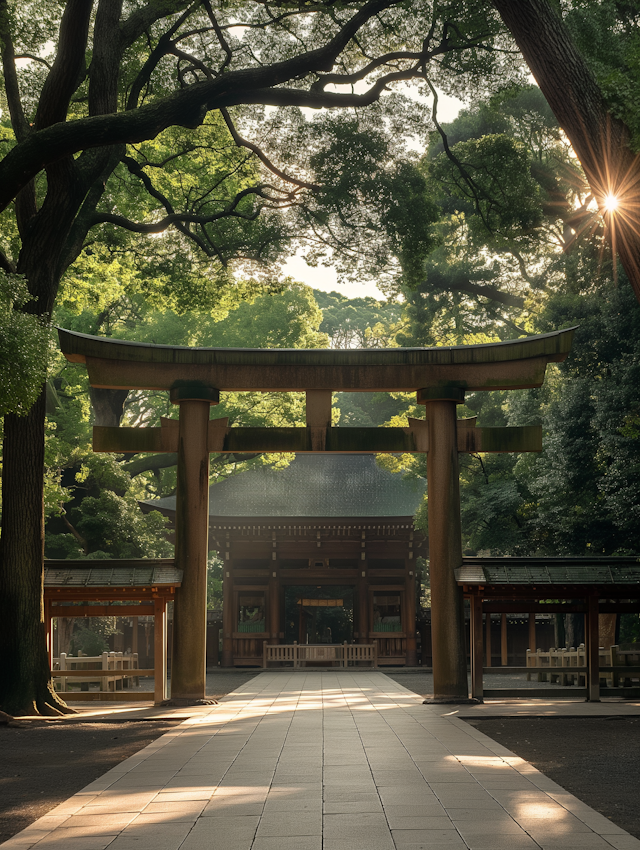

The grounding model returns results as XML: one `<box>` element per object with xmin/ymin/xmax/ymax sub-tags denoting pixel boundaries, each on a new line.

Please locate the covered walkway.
<box><xmin>3</xmin><ymin>673</ymin><xmax>638</xmax><ymax>850</ymax></box>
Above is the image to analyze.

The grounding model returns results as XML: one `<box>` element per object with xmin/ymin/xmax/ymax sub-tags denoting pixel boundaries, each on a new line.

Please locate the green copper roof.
<box><xmin>456</xmin><ymin>558</ymin><xmax>640</xmax><ymax>585</ymax></box>
<box><xmin>148</xmin><ymin>455</ymin><xmax>425</xmax><ymax>518</ymax></box>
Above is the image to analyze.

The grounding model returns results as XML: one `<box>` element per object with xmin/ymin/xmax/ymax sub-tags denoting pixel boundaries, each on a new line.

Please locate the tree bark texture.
<box><xmin>493</xmin><ymin>0</ymin><xmax>640</xmax><ymax>301</ymax></box>
<box><xmin>0</xmin><ymin>391</ymin><xmax>71</xmax><ymax>715</ymax></box>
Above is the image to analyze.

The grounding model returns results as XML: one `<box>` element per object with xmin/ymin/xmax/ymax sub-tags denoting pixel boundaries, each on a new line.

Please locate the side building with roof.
<box><xmin>143</xmin><ymin>454</ymin><xmax>427</xmax><ymax>666</ymax></box>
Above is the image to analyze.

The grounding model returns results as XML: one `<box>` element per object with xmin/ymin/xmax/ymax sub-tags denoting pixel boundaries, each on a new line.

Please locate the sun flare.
<box><xmin>603</xmin><ymin>193</ymin><xmax>620</xmax><ymax>213</ymax></box>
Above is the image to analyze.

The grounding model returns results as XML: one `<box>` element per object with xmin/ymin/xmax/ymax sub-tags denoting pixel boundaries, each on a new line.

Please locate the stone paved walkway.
<box><xmin>3</xmin><ymin>672</ymin><xmax>640</xmax><ymax>850</ymax></box>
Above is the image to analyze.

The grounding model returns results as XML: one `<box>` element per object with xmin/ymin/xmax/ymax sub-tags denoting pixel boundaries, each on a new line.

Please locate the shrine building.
<box><xmin>145</xmin><ymin>454</ymin><xmax>428</xmax><ymax>667</ymax></box>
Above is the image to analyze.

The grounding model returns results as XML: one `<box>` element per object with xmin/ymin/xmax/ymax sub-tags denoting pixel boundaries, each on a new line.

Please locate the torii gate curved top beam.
<box><xmin>58</xmin><ymin>326</ymin><xmax>576</xmax><ymax>392</ymax></box>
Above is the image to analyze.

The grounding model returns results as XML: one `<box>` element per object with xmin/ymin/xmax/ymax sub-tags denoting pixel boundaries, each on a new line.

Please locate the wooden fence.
<box><xmin>263</xmin><ymin>642</ymin><xmax>377</xmax><ymax>668</ymax></box>
<box><xmin>52</xmin><ymin>651</ymin><xmax>150</xmax><ymax>694</ymax></box>
<box><xmin>526</xmin><ymin>644</ymin><xmax>640</xmax><ymax>687</ymax></box>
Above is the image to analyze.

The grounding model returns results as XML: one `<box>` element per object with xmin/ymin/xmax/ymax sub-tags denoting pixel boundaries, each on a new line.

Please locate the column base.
<box><xmin>161</xmin><ymin>697</ymin><xmax>218</xmax><ymax>707</ymax></box>
<box><xmin>423</xmin><ymin>697</ymin><xmax>482</xmax><ymax>705</ymax></box>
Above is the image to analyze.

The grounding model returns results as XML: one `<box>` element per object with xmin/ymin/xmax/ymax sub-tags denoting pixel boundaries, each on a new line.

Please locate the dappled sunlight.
<box><xmin>512</xmin><ymin>801</ymin><xmax>573</xmax><ymax>822</ymax></box>
<box><xmin>448</xmin><ymin>754</ymin><xmax>512</xmax><ymax>768</ymax></box>
<box><xmin>211</xmin><ymin>786</ymin><xmax>271</xmax><ymax>797</ymax></box>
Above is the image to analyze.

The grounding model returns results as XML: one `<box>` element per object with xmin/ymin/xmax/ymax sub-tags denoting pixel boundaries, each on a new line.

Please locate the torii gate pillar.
<box><xmin>421</xmin><ymin>388</ymin><xmax>468</xmax><ymax>699</ymax></box>
<box><xmin>170</xmin><ymin>385</ymin><xmax>219</xmax><ymax>703</ymax></box>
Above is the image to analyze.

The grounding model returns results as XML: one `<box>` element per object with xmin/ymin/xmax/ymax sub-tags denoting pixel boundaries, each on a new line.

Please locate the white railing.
<box><xmin>263</xmin><ymin>642</ymin><xmax>377</xmax><ymax>668</ymax></box>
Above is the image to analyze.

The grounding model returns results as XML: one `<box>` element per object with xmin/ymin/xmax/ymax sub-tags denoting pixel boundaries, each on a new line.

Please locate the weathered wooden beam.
<box><xmin>94</xmin><ymin>422</ymin><xmax>542</xmax><ymax>455</ymax></box>
<box><xmin>58</xmin><ymin>326</ymin><xmax>576</xmax><ymax>392</ymax></box>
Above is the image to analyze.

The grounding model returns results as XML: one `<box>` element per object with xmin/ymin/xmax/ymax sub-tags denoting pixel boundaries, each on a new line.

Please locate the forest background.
<box><xmin>3</xmin><ymin>0</ymin><xmax>640</xmax><ymax>712</ymax></box>
<box><xmin>38</xmin><ymin>80</ymin><xmax>640</xmax><ymax>649</ymax></box>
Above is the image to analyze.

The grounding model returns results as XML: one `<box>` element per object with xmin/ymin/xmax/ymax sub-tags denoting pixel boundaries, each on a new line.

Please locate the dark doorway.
<box><xmin>284</xmin><ymin>585</ymin><xmax>354</xmax><ymax>644</ymax></box>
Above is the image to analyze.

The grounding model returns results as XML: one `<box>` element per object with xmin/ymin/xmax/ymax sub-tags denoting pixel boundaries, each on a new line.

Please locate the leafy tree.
<box><xmin>0</xmin><ymin>273</ymin><xmax>49</xmax><ymax>417</ymax></box>
<box><xmin>43</xmin><ymin>281</ymin><xmax>328</xmax><ymax>561</ymax></box>
<box><xmin>492</xmin><ymin>0</ymin><xmax>640</xmax><ymax>300</ymax></box>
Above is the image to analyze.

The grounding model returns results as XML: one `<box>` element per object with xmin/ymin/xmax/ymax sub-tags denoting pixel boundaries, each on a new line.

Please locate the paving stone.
<box><xmin>4</xmin><ymin>672</ymin><xmax>637</xmax><ymax>850</ymax></box>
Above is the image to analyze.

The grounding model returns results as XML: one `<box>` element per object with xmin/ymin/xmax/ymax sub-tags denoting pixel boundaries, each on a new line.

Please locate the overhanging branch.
<box><xmin>0</xmin><ymin>0</ymin><xmax>404</xmax><ymax>213</ymax></box>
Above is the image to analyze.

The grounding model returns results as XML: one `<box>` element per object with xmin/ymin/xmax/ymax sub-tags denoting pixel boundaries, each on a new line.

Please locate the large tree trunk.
<box><xmin>493</xmin><ymin>0</ymin><xmax>640</xmax><ymax>301</ymax></box>
<box><xmin>0</xmin><ymin>390</ymin><xmax>72</xmax><ymax>715</ymax></box>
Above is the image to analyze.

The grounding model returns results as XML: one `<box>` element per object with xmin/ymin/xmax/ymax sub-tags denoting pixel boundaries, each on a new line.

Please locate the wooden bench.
<box><xmin>263</xmin><ymin>642</ymin><xmax>377</xmax><ymax>668</ymax></box>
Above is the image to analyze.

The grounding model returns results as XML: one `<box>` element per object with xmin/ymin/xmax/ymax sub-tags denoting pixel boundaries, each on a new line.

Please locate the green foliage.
<box><xmin>0</xmin><ymin>273</ymin><xmax>49</xmax><ymax>417</ymax></box>
<box><xmin>565</xmin><ymin>1</ymin><xmax>640</xmax><ymax>151</ymax></box>
<box><xmin>69</xmin><ymin>618</ymin><xmax>121</xmax><ymax>657</ymax></box>
<box><xmin>207</xmin><ymin>554</ymin><xmax>223</xmax><ymax>611</ymax></box>
<box><xmin>75</xmin><ymin>492</ymin><xmax>172</xmax><ymax>559</ymax></box>
<box><xmin>313</xmin><ymin>290</ymin><xmax>404</xmax><ymax>349</ymax></box>
<box><xmin>430</xmin><ymin>134</ymin><xmax>544</xmax><ymax>241</ymax></box>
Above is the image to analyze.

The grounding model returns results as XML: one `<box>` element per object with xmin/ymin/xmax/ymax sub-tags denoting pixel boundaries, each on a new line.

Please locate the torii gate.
<box><xmin>59</xmin><ymin>326</ymin><xmax>574</xmax><ymax>704</ymax></box>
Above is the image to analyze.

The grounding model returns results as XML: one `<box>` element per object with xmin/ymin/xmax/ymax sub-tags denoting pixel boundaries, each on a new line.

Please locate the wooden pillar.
<box><xmin>528</xmin><ymin>612</ymin><xmax>536</xmax><ymax>653</ymax></box>
<box><xmin>268</xmin><ymin>564</ymin><xmax>280</xmax><ymax>646</ymax></box>
<box><xmin>501</xmin><ymin>613</ymin><xmax>508</xmax><ymax>666</ymax></box>
<box><xmin>131</xmin><ymin>616</ymin><xmax>139</xmax><ymax>657</ymax></box>
<box><xmin>485</xmin><ymin>612</ymin><xmax>492</xmax><ymax>667</ymax></box>
<box><xmin>45</xmin><ymin>599</ymin><xmax>53</xmax><ymax>670</ymax></box>
<box><xmin>357</xmin><ymin>570</ymin><xmax>369</xmax><ymax>644</ymax></box>
<box><xmin>170</xmin><ymin>386</ymin><xmax>218</xmax><ymax>701</ymax></box>
<box><xmin>405</xmin><ymin>563</ymin><xmax>417</xmax><ymax>666</ymax></box>
<box><xmin>422</xmin><ymin>388</ymin><xmax>468</xmax><ymax>699</ymax></box>
<box><xmin>587</xmin><ymin>595</ymin><xmax>600</xmax><ymax>702</ymax></box>
<box><xmin>221</xmin><ymin>560</ymin><xmax>234</xmax><ymax>667</ymax></box>
<box><xmin>470</xmin><ymin>594</ymin><xmax>483</xmax><ymax>700</ymax></box>
<box><xmin>154</xmin><ymin>597</ymin><xmax>167</xmax><ymax>704</ymax></box>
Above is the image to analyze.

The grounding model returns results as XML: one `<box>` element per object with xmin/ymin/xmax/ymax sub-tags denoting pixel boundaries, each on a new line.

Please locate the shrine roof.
<box><xmin>147</xmin><ymin>454</ymin><xmax>425</xmax><ymax>518</ymax></box>
<box><xmin>456</xmin><ymin>557</ymin><xmax>640</xmax><ymax>585</ymax></box>
<box><xmin>44</xmin><ymin>560</ymin><xmax>182</xmax><ymax>587</ymax></box>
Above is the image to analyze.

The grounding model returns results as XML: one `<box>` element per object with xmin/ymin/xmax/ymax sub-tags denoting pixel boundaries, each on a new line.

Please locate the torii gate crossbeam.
<box><xmin>59</xmin><ymin>327</ymin><xmax>575</xmax><ymax>704</ymax></box>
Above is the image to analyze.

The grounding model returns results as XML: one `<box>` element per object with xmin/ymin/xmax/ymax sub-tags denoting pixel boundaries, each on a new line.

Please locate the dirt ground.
<box><xmin>465</xmin><ymin>716</ymin><xmax>640</xmax><ymax>840</ymax></box>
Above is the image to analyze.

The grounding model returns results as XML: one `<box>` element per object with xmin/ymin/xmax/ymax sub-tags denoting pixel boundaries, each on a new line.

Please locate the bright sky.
<box><xmin>284</xmin><ymin>90</ymin><xmax>465</xmax><ymax>300</ymax></box>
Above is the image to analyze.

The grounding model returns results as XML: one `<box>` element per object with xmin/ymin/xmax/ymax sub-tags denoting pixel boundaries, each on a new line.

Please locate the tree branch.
<box><xmin>425</xmin><ymin>76</ymin><xmax>495</xmax><ymax>233</ymax></box>
<box><xmin>492</xmin><ymin>0</ymin><xmax>640</xmax><ymax>302</ymax></box>
<box><xmin>14</xmin><ymin>53</ymin><xmax>52</xmax><ymax>70</ymax></box>
<box><xmin>202</xmin><ymin>0</ymin><xmax>232</xmax><ymax>73</ymax></box>
<box><xmin>0</xmin><ymin>0</ymin><xmax>405</xmax><ymax>212</ymax></box>
<box><xmin>0</xmin><ymin>0</ymin><xmax>30</xmax><ymax>141</ymax></box>
<box><xmin>89</xmin><ymin>0</ymin><xmax>124</xmax><ymax>117</ymax></box>
<box><xmin>0</xmin><ymin>248</ymin><xmax>16</xmax><ymax>274</ymax></box>
<box><xmin>445</xmin><ymin>279</ymin><xmax>525</xmax><ymax>308</ymax></box>
<box><xmin>221</xmin><ymin>107</ymin><xmax>319</xmax><ymax>190</ymax></box>
<box><xmin>34</xmin><ymin>0</ymin><xmax>93</xmax><ymax>130</ymax></box>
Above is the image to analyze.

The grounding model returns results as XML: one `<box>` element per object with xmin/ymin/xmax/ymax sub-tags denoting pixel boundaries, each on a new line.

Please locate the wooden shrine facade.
<box><xmin>211</xmin><ymin>516</ymin><xmax>427</xmax><ymax>667</ymax></box>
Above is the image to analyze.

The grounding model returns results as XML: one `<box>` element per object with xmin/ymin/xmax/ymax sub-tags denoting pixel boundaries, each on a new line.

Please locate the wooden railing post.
<box><xmin>470</xmin><ymin>594</ymin><xmax>483</xmax><ymax>701</ymax></box>
<box><xmin>154</xmin><ymin>597</ymin><xmax>167</xmax><ymax>704</ymax></box>
<box><xmin>587</xmin><ymin>595</ymin><xmax>600</xmax><ymax>701</ymax></box>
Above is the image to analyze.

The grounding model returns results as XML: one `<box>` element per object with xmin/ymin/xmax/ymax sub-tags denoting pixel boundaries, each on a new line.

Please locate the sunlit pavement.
<box><xmin>3</xmin><ymin>672</ymin><xmax>640</xmax><ymax>850</ymax></box>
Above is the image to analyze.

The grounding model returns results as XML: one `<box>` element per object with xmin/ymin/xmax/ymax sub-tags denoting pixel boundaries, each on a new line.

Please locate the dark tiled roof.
<box><xmin>44</xmin><ymin>560</ymin><xmax>182</xmax><ymax>587</ymax></box>
<box><xmin>456</xmin><ymin>558</ymin><xmax>640</xmax><ymax>585</ymax></box>
<box><xmin>148</xmin><ymin>454</ymin><xmax>425</xmax><ymax>518</ymax></box>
